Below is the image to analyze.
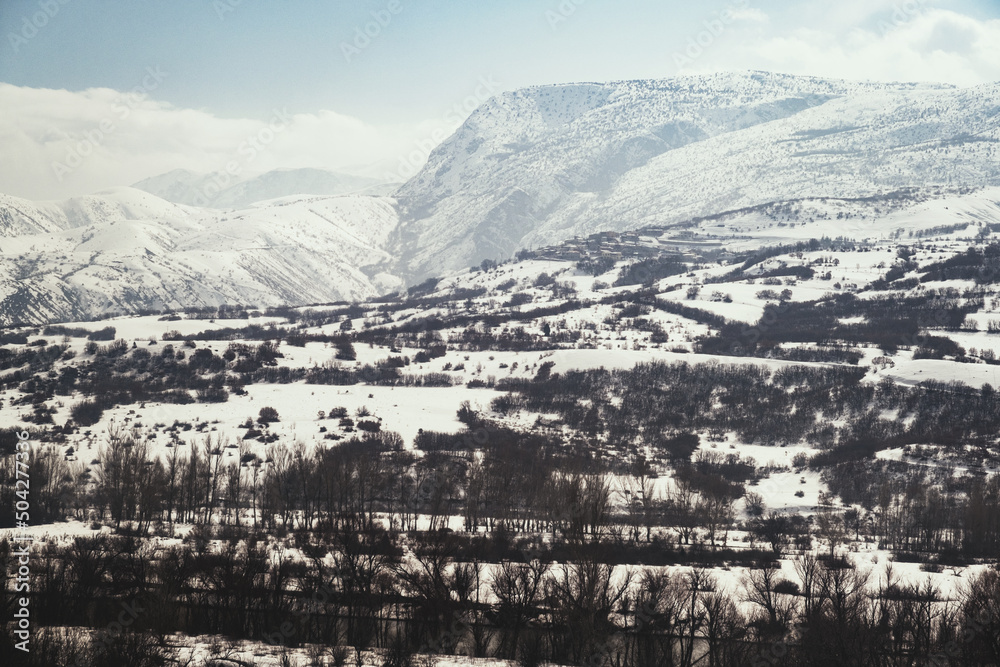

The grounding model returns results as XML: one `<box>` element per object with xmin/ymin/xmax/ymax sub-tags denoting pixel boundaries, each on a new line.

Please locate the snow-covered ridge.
<box><xmin>393</xmin><ymin>71</ymin><xmax>1000</xmax><ymax>280</ymax></box>
<box><xmin>0</xmin><ymin>188</ymin><xmax>400</xmax><ymax>325</ymax></box>
<box><xmin>5</xmin><ymin>71</ymin><xmax>1000</xmax><ymax>325</ymax></box>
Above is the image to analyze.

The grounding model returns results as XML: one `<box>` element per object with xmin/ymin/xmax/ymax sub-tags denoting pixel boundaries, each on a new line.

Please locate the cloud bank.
<box><xmin>685</xmin><ymin>4</ymin><xmax>1000</xmax><ymax>86</ymax></box>
<box><xmin>0</xmin><ymin>79</ymin><xmax>427</xmax><ymax>200</ymax></box>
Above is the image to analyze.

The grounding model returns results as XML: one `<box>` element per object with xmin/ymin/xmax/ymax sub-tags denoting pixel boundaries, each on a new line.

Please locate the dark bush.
<box><xmin>258</xmin><ymin>406</ymin><xmax>280</xmax><ymax>423</ymax></box>
<box><xmin>71</xmin><ymin>399</ymin><xmax>104</xmax><ymax>426</ymax></box>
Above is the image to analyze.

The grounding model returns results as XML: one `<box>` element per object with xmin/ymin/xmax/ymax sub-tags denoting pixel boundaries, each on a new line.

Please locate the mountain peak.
<box><xmin>392</xmin><ymin>73</ymin><xmax>1000</xmax><ymax>281</ymax></box>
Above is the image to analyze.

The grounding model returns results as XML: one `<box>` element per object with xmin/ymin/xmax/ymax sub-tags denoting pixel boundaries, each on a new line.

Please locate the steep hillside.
<box><xmin>0</xmin><ymin>187</ymin><xmax>193</xmax><ymax>237</ymax></box>
<box><xmin>393</xmin><ymin>71</ymin><xmax>1000</xmax><ymax>280</ymax></box>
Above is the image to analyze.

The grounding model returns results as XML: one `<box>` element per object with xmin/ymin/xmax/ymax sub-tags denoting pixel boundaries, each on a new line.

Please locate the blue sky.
<box><xmin>0</xmin><ymin>0</ymin><xmax>763</xmax><ymax>120</ymax></box>
<box><xmin>1</xmin><ymin>0</ymin><xmax>999</xmax><ymax>198</ymax></box>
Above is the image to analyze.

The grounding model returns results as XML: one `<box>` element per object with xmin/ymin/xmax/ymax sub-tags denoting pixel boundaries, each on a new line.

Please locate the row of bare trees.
<box><xmin>6</xmin><ymin>423</ymin><xmax>998</xmax><ymax>566</ymax></box>
<box><xmin>3</xmin><ymin>530</ymin><xmax>999</xmax><ymax>666</ymax></box>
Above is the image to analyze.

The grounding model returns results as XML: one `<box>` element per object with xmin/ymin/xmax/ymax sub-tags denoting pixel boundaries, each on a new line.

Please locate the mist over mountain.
<box><xmin>132</xmin><ymin>167</ymin><xmax>391</xmax><ymax>208</ymax></box>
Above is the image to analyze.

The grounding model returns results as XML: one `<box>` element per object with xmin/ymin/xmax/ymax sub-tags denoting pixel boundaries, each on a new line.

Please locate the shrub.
<box><xmin>335</xmin><ymin>335</ymin><xmax>357</xmax><ymax>361</ymax></box>
<box><xmin>196</xmin><ymin>386</ymin><xmax>229</xmax><ymax>403</ymax></box>
<box><xmin>457</xmin><ymin>401</ymin><xmax>479</xmax><ymax>426</ymax></box>
<box><xmin>533</xmin><ymin>272</ymin><xmax>555</xmax><ymax>287</ymax></box>
<box><xmin>655</xmin><ymin>432</ymin><xmax>699</xmax><ymax>461</ymax></box>
<box><xmin>414</xmin><ymin>430</ymin><xmax>463</xmax><ymax>451</ymax></box>
<box><xmin>774</xmin><ymin>579</ymin><xmax>801</xmax><ymax>595</ymax></box>
<box><xmin>506</xmin><ymin>293</ymin><xmax>533</xmax><ymax>308</ymax></box>
<box><xmin>86</xmin><ymin>326</ymin><xmax>117</xmax><ymax>341</ymax></box>
<box><xmin>357</xmin><ymin>419</ymin><xmax>381</xmax><ymax>433</ymax></box>
<box><xmin>534</xmin><ymin>361</ymin><xmax>555</xmax><ymax>382</ymax></box>
<box><xmin>71</xmin><ymin>399</ymin><xmax>104</xmax><ymax>427</ymax></box>
<box><xmin>406</xmin><ymin>372</ymin><xmax>453</xmax><ymax>387</ymax></box>
<box><xmin>258</xmin><ymin>406</ymin><xmax>280</xmax><ymax>424</ymax></box>
<box><xmin>490</xmin><ymin>394</ymin><xmax>523</xmax><ymax>415</ymax></box>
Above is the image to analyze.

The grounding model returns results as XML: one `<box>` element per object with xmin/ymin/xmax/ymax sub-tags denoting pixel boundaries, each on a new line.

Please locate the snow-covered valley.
<box><xmin>4</xmin><ymin>71</ymin><xmax>1000</xmax><ymax>667</ymax></box>
<box><xmin>4</xmin><ymin>213</ymin><xmax>1000</xmax><ymax>664</ymax></box>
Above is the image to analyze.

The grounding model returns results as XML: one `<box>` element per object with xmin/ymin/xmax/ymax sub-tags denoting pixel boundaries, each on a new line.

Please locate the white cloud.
<box><xmin>0</xmin><ymin>82</ymin><xmax>428</xmax><ymax>200</ymax></box>
<box><xmin>684</xmin><ymin>7</ymin><xmax>1000</xmax><ymax>87</ymax></box>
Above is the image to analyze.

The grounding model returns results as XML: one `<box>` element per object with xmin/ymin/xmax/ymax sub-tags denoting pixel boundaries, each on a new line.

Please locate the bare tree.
<box><xmin>742</xmin><ymin>566</ymin><xmax>798</xmax><ymax>640</ymax></box>
<box><xmin>816</xmin><ymin>511</ymin><xmax>846</xmax><ymax>557</ymax></box>
<box><xmin>545</xmin><ymin>552</ymin><xmax>633</xmax><ymax>664</ymax></box>
<box><xmin>490</xmin><ymin>559</ymin><xmax>548</xmax><ymax>660</ymax></box>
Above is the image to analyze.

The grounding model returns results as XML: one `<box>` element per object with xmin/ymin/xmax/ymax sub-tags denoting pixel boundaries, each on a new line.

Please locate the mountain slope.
<box><xmin>6</xmin><ymin>71</ymin><xmax>1000</xmax><ymax>325</ymax></box>
<box><xmin>0</xmin><ymin>187</ymin><xmax>193</xmax><ymax>237</ymax></box>
<box><xmin>0</xmin><ymin>188</ymin><xmax>400</xmax><ymax>325</ymax></box>
<box><xmin>393</xmin><ymin>71</ymin><xmax>1000</xmax><ymax>280</ymax></box>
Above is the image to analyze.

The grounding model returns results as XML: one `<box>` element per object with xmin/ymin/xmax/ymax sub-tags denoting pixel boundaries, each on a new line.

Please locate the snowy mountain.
<box><xmin>0</xmin><ymin>187</ymin><xmax>195</xmax><ymax>237</ymax></box>
<box><xmin>5</xmin><ymin>71</ymin><xmax>1000</xmax><ymax>325</ymax></box>
<box><xmin>133</xmin><ymin>167</ymin><xmax>390</xmax><ymax>208</ymax></box>
<box><xmin>0</xmin><ymin>187</ymin><xmax>400</xmax><ymax>325</ymax></box>
<box><xmin>393</xmin><ymin>71</ymin><xmax>1000</xmax><ymax>280</ymax></box>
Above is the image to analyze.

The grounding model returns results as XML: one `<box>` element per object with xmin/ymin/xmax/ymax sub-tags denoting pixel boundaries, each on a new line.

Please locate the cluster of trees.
<box><xmin>162</xmin><ymin>322</ymin><xmax>284</xmax><ymax>342</ymax></box>
<box><xmin>42</xmin><ymin>325</ymin><xmax>117</xmax><ymax>341</ymax></box>
<box><xmin>499</xmin><ymin>361</ymin><xmax>1000</xmax><ymax>462</ymax></box>
<box><xmin>0</xmin><ymin>342</ymin><xmax>69</xmax><ymax>387</ymax></box>
<box><xmin>488</xmin><ymin>361</ymin><xmax>1000</xmax><ymax>558</ymax></box>
<box><xmin>7</xmin><ymin>399</ymin><xmax>994</xmax><ymax>577</ymax></box>
<box><xmin>3</xmin><ymin>529</ymin><xmax>999</xmax><ymax>666</ymax></box>
<box><xmin>251</xmin><ymin>360</ymin><xmax>457</xmax><ymax>388</ymax></box>
<box><xmin>697</xmin><ymin>290</ymin><xmax>980</xmax><ymax>358</ymax></box>
<box><xmin>917</xmin><ymin>244</ymin><xmax>1000</xmax><ymax>284</ymax></box>
<box><xmin>613</xmin><ymin>256</ymin><xmax>688</xmax><ymax>286</ymax></box>
<box><xmin>820</xmin><ymin>459</ymin><xmax>1000</xmax><ymax>559</ymax></box>
<box><xmin>64</xmin><ymin>342</ymin><xmax>238</xmax><ymax>425</ymax></box>
<box><xmin>0</xmin><ymin>416</ymin><xmax>787</xmax><ymax>562</ymax></box>
<box><xmin>6</xmin><ymin>336</ymin><xmax>333</xmax><ymax>429</ymax></box>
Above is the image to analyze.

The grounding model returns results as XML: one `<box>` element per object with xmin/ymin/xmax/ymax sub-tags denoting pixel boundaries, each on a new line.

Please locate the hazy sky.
<box><xmin>2</xmin><ymin>0</ymin><xmax>999</xmax><ymax>199</ymax></box>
